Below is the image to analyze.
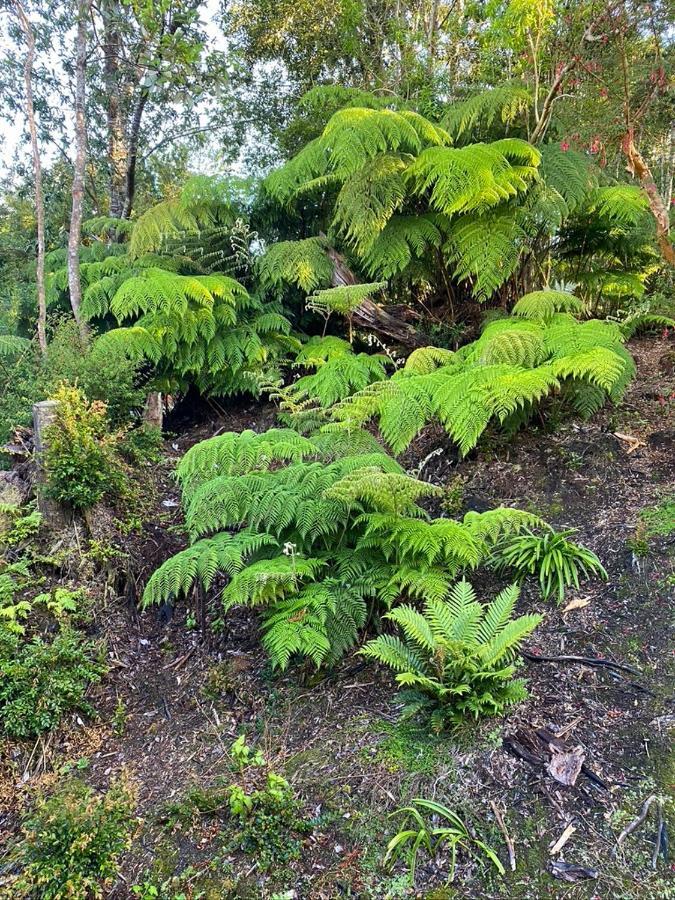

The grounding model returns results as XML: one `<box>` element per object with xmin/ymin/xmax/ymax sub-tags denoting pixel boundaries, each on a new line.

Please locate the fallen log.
<box><xmin>325</xmin><ymin>244</ymin><xmax>426</xmax><ymax>349</ymax></box>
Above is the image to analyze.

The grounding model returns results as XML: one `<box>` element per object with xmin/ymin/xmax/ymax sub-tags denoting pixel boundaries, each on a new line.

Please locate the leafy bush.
<box><xmin>41</xmin><ymin>320</ymin><xmax>146</xmax><ymax>425</ymax></box>
<box><xmin>386</xmin><ymin>798</ymin><xmax>504</xmax><ymax>886</ymax></box>
<box><xmin>493</xmin><ymin>528</ymin><xmax>607</xmax><ymax>602</ymax></box>
<box><xmin>361</xmin><ymin>580</ymin><xmax>542</xmax><ymax>730</ymax></box>
<box><xmin>223</xmin><ymin>735</ymin><xmax>311</xmax><ymax>869</ymax></box>
<box><xmin>225</xmin><ymin>770</ymin><xmax>311</xmax><ymax>869</ymax></box>
<box><xmin>120</xmin><ymin>425</ymin><xmax>164</xmax><ymax>465</ymax></box>
<box><xmin>44</xmin><ymin>385</ymin><xmax>126</xmax><ymax>509</ymax></box>
<box><xmin>13</xmin><ymin>778</ymin><xmax>135</xmax><ymax>899</ymax></box>
<box><xmin>0</xmin><ymin>625</ymin><xmax>106</xmax><ymax>739</ymax></box>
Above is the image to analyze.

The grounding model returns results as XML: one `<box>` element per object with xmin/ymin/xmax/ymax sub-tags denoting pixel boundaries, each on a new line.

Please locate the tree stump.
<box><xmin>32</xmin><ymin>400</ymin><xmax>70</xmax><ymax>528</ymax></box>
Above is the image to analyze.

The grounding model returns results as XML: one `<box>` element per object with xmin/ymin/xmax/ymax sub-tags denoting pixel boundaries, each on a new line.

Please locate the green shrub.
<box><xmin>44</xmin><ymin>385</ymin><xmax>126</xmax><ymax>509</ymax></box>
<box><xmin>42</xmin><ymin>320</ymin><xmax>145</xmax><ymax>425</ymax></box>
<box><xmin>0</xmin><ymin>625</ymin><xmax>106</xmax><ymax>739</ymax></box>
<box><xmin>222</xmin><ymin>736</ymin><xmax>311</xmax><ymax>869</ymax></box>
<box><xmin>225</xmin><ymin>771</ymin><xmax>311</xmax><ymax>869</ymax></box>
<box><xmin>120</xmin><ymin>425</ymin><xmax>164</xmax><ymax>465</ymax></box>
<box><xmin>361</xmin><ymin>579</ymin><xmax>542</xmax><ymax>731</ymax></box>
<box><xmin>14</xmin><ymin>778</ymin><xmax>135</xmax><ymax>899</ymax></box>
<box><xmin>493</xmin><ymin>528</ymin><xmax>607</xmax><ymax>602</ymax></box>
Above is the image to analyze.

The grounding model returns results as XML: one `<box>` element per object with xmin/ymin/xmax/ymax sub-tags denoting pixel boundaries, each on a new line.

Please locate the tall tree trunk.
<box><xmin>67</xmin><ymin>0</ymin><xmax>90</xmax><ymax>334</ymax></box>
<box><xmin>121</xmin><ymin>90</ymin><xmax>149</xmax><ymax>219</ymax></box>
<box><xmin>623</xmin><ymin>131</ymin><xmax>675</xmax><ymax>267</ymax></box>
<box><xmin>101</xmin><ymin>0</ymin><xmax>127</xmax><ymax>219</ymax></box>
<box><xmin>14</xmin><ymin>0</ymin><xmax>47</xmax><ymax>355</ymax></box>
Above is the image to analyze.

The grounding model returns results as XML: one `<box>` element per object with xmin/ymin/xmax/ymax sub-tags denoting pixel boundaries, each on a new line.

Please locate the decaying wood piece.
<box><xmin>548</xmin><ymin>860</ymin><xmax>599</xmax><ymax>882</ymax></box>
<box><xmin>549</xmin><ymin>823</ymin><xmax>577</xmax><ymax>855</ymax></box>
<box><xmin>325</xmin><ymin>245</ymin><xmax>426</xmax><ymax>349</ymax></box>
<box><xmin>547</xmin><ymin>745</ymin><xmax>585</xmax><ymax>786</ymax></box>
<box><xmin>503</xmin><ymin>725</ymin><xmax>608</xmax><ymax>791</ymax></box>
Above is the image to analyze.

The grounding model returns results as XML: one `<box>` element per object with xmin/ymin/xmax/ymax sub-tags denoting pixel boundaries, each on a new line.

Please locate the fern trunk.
<box><xmin>325</xmin><ymin>245</ymin><xmax>425</xmax><ymax>348</ymax></box>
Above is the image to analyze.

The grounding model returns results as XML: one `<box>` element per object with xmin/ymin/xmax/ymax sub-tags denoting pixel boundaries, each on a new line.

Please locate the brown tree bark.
<box><xmin>325</xmin><ymin>246</ymin><xmax>426</xmax><ymax>348</ymax></box>
<box><xmin>101</xmin><ymin>0</ymin><xmax>127</xmax><ymax>219</ymax></box>
<box><xmin>13</xmin><ymin>0</ymin><xmax>47</xmax><ymax>355</ymax></box>
<box><xmin>622</xmin><ymin>131</ymin><xmax>675</xmax><ymax>267</ymax></box>
<box><xmin>67</xmin><ymin>0</ymin><xmax>90</xmax><ymax>335</ymax></box>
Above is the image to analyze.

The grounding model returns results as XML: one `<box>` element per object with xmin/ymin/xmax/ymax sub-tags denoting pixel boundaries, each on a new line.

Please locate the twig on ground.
<box><xmin>490</xmin><ymin>800</ymin><xmax>516</xmax><ymax>870</ymax></box>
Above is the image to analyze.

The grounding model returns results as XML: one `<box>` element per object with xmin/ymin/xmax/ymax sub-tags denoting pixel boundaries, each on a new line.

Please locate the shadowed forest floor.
<box><xmin>2</xmin><ymin>334</ymin><xmax>674</xmax><ymax>899</ymax></box>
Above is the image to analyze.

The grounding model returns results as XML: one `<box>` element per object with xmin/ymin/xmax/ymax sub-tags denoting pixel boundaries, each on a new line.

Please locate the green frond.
<box><xmin>444</xmin><ymin>211</ymin><xmax>527</xmax><ymax>300</ymax></box>
<box><xmin>588</xmin><ymin>185</ymin><xmax>650</xmax><ymax>228</ymax></box>
<box><xmin>306</xmin><ymin>282</ymin><xmax>386</xmax><ymax>318</ymax></box>
<box><xmin>443</xmin><ymin>85</ymin><xmax>532</xmax><ymax>141</ymax></box>
<box><xmin>264</xmin><ymin>107</ymin><xmax>450</xmax><ymax>204</ymax></box>
<box><xmin>221</xmin><ymin>555</ymin><xmax>327</xmax><ymax>610</ymax></box>
<box><xmin>538</xmin><ymin>145</ymin><xmax>596</xmax><ymax>214</ymax></box>
<box><xmin>332</xmin><ymin>155</ymin><xmax>408</xmax><ymax>252</ymax></box>
<box><xmin>620</xmin><ymin>313</ymin><xmax>675</xmax><ymax>338</ymax></box>
<box><xmin>407</xmin><ymin>141</ymin><xmax>540</xmax><ymax>217</ymax></box>
<box><xmin>288</xmin><ymin>345</ymin><xmax>389</xmax><ymax>408</ymax></box>
<box><xmin>325</xmin><ymin>468</ymin><xmax>441</xmax><ymax>515</ymax></box>
<box><xmin>360</xmin><ymin>633</ymin><xmax>429</xmax><ymax>676</ymax></box>
<box><xmin>177</xmin><ymin>429</ymin><xmax>318</xmax><ymax>497</ymax></box>
<box><xmin>0</xmin><ymin>334</ymin><xmax>31</xmax><ymax>358</ymax></box>
<box><xmin>399</xmin><ymin>346</ymin><xmax>456</xmax><ymax>375</ymax></box>
<box><xmin>142</xmin><ymin>531</ymin><xmax>278</xmax><ymax>606</ymax></box>
<box><xmin>512</xmin><ymin>289</ymin><xmax>584</xmax><ymax>322</ymax></box>
<box><xmin>257</xmin><ymin>237</ymin><xmax>334</xmax><ymax>293</ymax></box>
<box><xmin>361</xmin><ymin>214</ymin><xmax>445</xmax><ymax>279</ymax></box>
<box><xmin>386</xmin><ymin>605</ymin><xmax>438</xmax><ymax>653</ymax></box>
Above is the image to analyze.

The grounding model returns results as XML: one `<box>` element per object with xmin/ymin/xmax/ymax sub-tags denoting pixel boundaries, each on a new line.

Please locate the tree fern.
<box><xmin>588</xmin><ymin>185</ymin><xmax>650</xmax><ymax>228</ymax></box>
<box><xmin>128</xmin><ymin>175</ymin><xmax>244</xmax><ymax>258</ymax></box>
<box><xmin>89</xmin><ymin>269</ymin><xmax>295</xmax><ymax>396</ymax></box>
<box><xmin>361</xmin><ymin>579</ymin><xmax>542</xmax><ymax>728</ymax></box>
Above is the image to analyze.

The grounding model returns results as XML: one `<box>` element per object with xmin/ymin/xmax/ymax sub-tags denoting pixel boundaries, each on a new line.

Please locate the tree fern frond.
<box><xmin>361</xmin><ymin>214</ymin><xmax>445</xmax><ymax>279</ymax></box>
<box><xmin>221</xmin><ymin>555</ymin><xmax>327</xmax><ymax>610</ymax></box>
<box><xmin>444</xmin><ymin>211</ymin><xmax>527</xmax><ymax>300</ymax></box>
<box><xmin>257</xmin><ymin>237</ymin><xmax>334</xmax><ymax>293</ymax></box>
<box><xmin>539</xmin><ymin>145</ymin><xmax>596</xmax><ymax>214</ymax></box>
<box><xmin>442</xmin><ymin>85</ymin><xmax>532</xmax><ymax>141</ymax></box>
<box><xmin>142</xmin><ymin>531</ymin><xmax>278</xmax><ymax>606</ymax></box>
<box><xmin>512</xmin><ymin>289</ymin><xmax>584</xmax><ymax>322</ymax></box>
